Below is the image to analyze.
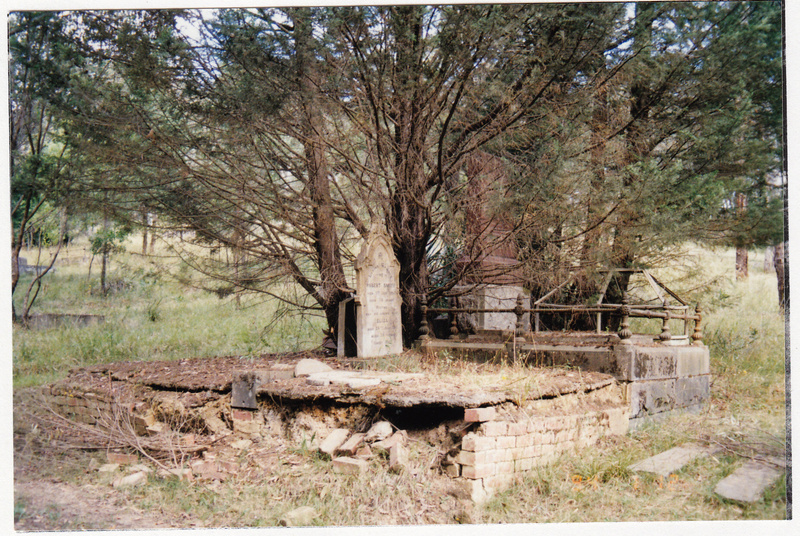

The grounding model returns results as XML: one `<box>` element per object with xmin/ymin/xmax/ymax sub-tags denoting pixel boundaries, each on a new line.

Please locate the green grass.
<box><xmin>12</xmin><ymin>235</ymin><xmax>325</xmax><ymax>387</ymax></box>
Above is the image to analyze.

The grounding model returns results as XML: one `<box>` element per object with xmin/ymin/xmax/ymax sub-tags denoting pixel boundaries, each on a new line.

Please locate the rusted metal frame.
<box><xmin>429</xmin><ymin>298</ymin><xmax>703</xmax><ymax>344</ymax></box>
<box><xmin>641</xmin><ymin>269</ymin><xmax>667</xmax><ymax>304</ymax></box>
<box><xmin>645</xmin><ymin>271</ymin><xmax>691</xmax><ymax>336</ymax></box>
<box><xmin>595</xmin><ymin>270</ymin><xmax>615</xmax><ymax>333</ymax></box>
<box><xmin>647</xmin><ymin>272</ymin><xmax>689</xmax><ymax>306</ymax></box>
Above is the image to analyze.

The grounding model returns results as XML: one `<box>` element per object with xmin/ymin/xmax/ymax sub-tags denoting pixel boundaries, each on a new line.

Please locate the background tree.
<box><xmin>25</xmin><ymin>3</ymin><xmax>783</xmax><ymax>342</ymax></box>
<box><xmin>9</xmin><ymin>12</ymin><xmax>79</xmax><ymax>322</ymax></box>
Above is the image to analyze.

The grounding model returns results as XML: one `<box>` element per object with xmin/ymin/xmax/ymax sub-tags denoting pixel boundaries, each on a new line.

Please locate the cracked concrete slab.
<box><xmin>628</xmin><ymin>443</ymin><xmax>716</xmax><ymax>478</ymax></box>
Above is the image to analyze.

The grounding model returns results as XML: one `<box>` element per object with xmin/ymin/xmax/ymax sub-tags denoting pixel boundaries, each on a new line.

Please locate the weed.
<box><xmin>13</xmin><ymin>499</ymin><xmax>28</xmax><ymax>523</ymax></box>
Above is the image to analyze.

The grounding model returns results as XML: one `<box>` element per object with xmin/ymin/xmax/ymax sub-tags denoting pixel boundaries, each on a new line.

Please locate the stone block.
<box><xmin>516</xmin><ymin>433</ymin><xmax>534</xmax><ymax>448</ymax></box>
<box><xmin>455</xmin><ymin>450</ymin><xmax>485</xmax><ymax>466</ymax></box>
<box><xmin>506</xmin><ymin>422</ymin><xmax>528</xmax><ymax>436</ymax></box>
<box><xmin>554</xmin><ymin>429</ymin><xmax>575</xmax><ymax>443</ymax></box>
<box><xmin>465</xmin><ymin>407</ymin><xmax>497</xmax><ymax>422</ymax></box>
<box><xmin>630</xmin><ymin>347</ymin><xmax>678</xmax><ymax>381</ymax></box>
<box><xmin>508</xmin><ymin>447</ymin><xmax>525</xmax><ymax>461</ymax></box>
<box><xmin>294</xmin><ymin>358</ymin><xmax>333</xmax><ymax>377</ymax></box>
<box><xmin>628</xmin><ymin>444</ymin><xmax>713</xmax><ymax>478</ymax></box>
<box><xmin>526</xmin><ymin>419</ymin><xmax>545</xmax><ymax>433</ymax></box>
<box><xmin>364</xmin><ymin>421</ymin><xmax>393</xmax><ymax>442</ymax></box>
<box><xmin>494</xmin><ymin>448</ymin><xmax>511</xmax><ymax>462</ymax></box>
<box><xmin>319</xmin><ymin>428</ymin><xmax>351</xmax><ymax>457</ymax></box>
<box><xmin>389</xmin><ymin>443</ymin><xmax>408</xmax><ymax>472</ymax></box>
<box><xmin>496</xmin><ymin>436</ymin><xmax>516</xmax><ymax>449</ymax></box>
<box><xmin>539</xmin><ymin>443</ymin><xmax>556</xmax><ymax>457</ymax></box>
<box><xmin>676</xmin><ymin>375</ymin><xmax>710</xmax><ymax>408</ymax></box>
<box><xmin>714</xmin><ymin>461</ymin><xmax>784</xmax><ymax>503</ymax></box>
<box><xmin>627</xmin><ymin>379</ymin><xmax>677</xmax><ymax>418</ymax></box>
<box><xmin>519</xmin><ymin>458</ymin><xmax>534</xmax><ymax>471</ymax></box>
<box><xmin>371</xmin><ymin>430</ymin><xmax>407</xmax><ymax>452</ymax></box>
<box><xmin>460</xmin><ymin>479</ymin><xmax>489</xmax><ymax>504</ymax></box>
<box><xmin>332</xmin><ymin>456</ymin><xmax>369</xmax><ymax>475</ymax></box>
<box><xmin>232</xmin><ymin>409</ymin><xmax>253</xmax><ymax>421</ymax></box>
<box><xmin>540</xmin><ymin>347</ymin><xmax>617</xmax><ymax>375</ymax></box>
<box><xmin>495</xmin><ymin>461</ymin><xmax>515</xmax><ymax>475</ymax></box>
<box><xmin>233</xmin><ymin>412</ymin><xmax>262</xmax><ymax>436</ymax></box>
<box><xmin>113</xmin><ymin>472</ymin><xmax>147</xmax><ymax>488</ymax></box>
<box><xmin>603</xmin><ymin>407</ymin><xmax>630</xmax><ymax>436</ymax></box>
<box><xmin>355</xmin><ymin>445</ymin><xmax>373</xmax><ymax>459</ymax></box>
<box><xmin>676</xmin><ymin>347</ymin><xmax>711</xmax><ymax>378</ymax></box>
<box><xmin>484</xmin><ymin>449</ymin><xmax>502</xmax><ymax>464</ymax></box>
<box><xmin>107</xmin><ymin>452</ymin><xmax>138</xmax><ymax>465</ymax></box>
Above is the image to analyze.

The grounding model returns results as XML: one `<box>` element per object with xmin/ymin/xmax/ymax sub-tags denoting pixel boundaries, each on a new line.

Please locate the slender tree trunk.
<box><xmin>774</xmin><ymin>241</ymin><xmax>786</xmax><ymax>312</ymax></box>
<box><xmin>142</xmin><ymin>211</ymin><xmax>149</xmax><ymax>256</ymax></box>
<box><xmin>735</xmin><ymin>192</ymin><xmax>748</xmax><ymax>280</ymax></box>
<box><xmin>101</xmin><ymin>209</ymin><xmax>109</xmax><ymax>295</ymax></box>
<box><xmin>764</xmin><ymin>246</ymin><xmax>774</xmax><ymax>272</ymax></box>
<box><xmin>150</xmin><ymin>216</ymin><xmax>157</xmax><ymax>251</ymax></box>
<box><xmin>58</xmin><ymin>205</ymin><xmax>68</xmax><ymax>248</ymax></box>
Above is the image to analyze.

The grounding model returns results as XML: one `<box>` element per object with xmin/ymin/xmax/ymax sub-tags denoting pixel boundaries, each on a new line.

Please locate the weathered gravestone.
<box><xmin>354</xmin><ymin>225</ymin><xmax>403</xmax><ymax>358</ymax></box>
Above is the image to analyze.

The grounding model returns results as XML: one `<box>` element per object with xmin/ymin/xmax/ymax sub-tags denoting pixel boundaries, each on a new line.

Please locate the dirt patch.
<box><xmin>14</xmin><ymin>479</ymin><xmax>202</xmax><ymax>531</ymax></box>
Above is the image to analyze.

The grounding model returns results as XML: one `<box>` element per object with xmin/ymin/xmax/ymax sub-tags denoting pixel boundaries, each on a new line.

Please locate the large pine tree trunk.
<box><xmin>388</xmin><ymin>7</ymin><xmax>432</xmax><ymax>346</ymax></box>
<box><xmin>294</xmin><ymin>10</ymin><xmax>350</xmax><ymax>333</ymax></box>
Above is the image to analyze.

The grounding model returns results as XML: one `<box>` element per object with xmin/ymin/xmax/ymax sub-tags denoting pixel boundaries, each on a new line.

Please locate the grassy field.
<box><xmin>11</xmin><ymin>236</ymin><xmax>789</xmax><ymax>526</ymax></box>
<box><xmin>12</xmin><ymin>234</ymin><xmax>326</xmax><ymax>388</ymax></box>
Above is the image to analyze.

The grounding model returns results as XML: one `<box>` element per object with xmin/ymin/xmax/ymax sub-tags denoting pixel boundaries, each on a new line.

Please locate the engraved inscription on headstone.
<box><xmin>354</xmin><ymin>225</ymin><xmax>403</xmax><ymax>358</ymax></box>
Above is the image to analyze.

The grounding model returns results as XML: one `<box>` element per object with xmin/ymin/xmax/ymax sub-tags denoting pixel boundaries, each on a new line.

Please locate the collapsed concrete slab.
<box><xmin>44</xmin><ymin>351</ymin><xmax>629</xmax><ymax>503</ymax></box>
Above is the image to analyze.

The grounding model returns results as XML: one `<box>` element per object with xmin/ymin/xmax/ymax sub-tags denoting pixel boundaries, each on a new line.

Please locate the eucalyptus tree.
<box><xmin>9</xmin><ymin>11</ymin><xmax>79</xmax><ymax>321</ymax></box>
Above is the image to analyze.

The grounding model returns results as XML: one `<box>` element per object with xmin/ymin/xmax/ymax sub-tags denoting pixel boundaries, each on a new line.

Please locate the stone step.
<box><xmin>628</xmin><ymin>443</ymin><xmax>716</xmax><ymax>478</ymax></box>
<box><xmin>714</xmin><ymin>460</ymin><xmax>784</xmax><ymax>503</ymax></box>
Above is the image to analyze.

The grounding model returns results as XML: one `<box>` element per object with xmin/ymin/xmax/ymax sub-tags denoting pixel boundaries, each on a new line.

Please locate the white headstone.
<box><xmin>355</xmin><ymin>225</ymin><xmax>403</xmax><ymax>358</ymax></box>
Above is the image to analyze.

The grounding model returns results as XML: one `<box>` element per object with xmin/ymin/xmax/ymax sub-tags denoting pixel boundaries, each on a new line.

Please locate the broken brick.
<box><xmin>320</xmin><ymin>428</ymin><xmax>351</xmax><ymax>457</ymax></box>
<box><xmin>107</xmin><ymin>452</ymin><xmax>138</xmax><ymax>465</ymax></box>
<box><xmin>336</xmin><ymin>432</ymin><xmax>366</xmax><ymax>456</ymax></box>
<box><xmin>332</xmin><ymin>456</ymin><xmax>368</xmax><ymax>474</ymax></box>
<box><xmin>465</xmin><ymin>407</ymin><xmax>497</xmax><ymax>422</ymax></box>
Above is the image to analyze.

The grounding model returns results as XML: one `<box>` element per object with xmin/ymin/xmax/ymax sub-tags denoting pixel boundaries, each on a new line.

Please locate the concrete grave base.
<box><xmin>42</xmin><ymin>352</ymin><xmax>628</xmax><ymax>504</ymax></box>
<box><xmin>421</xmin><ymin>332</ymin><xmax>711</xmax><ymax>426</ymax></box>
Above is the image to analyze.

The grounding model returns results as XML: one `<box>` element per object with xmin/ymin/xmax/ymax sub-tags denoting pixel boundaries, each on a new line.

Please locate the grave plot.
<box><xmin>422</xmin><ymin>331</ymin><xmax>711</xmax><ymax>427</ymax></box>
<box><xmin>43</xmin><ymin>351</ymin><xmax>628</xmax><ymax>503</ymax></box>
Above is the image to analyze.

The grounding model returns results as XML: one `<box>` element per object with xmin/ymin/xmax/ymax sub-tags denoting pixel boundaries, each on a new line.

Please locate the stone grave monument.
<box><xmin>352</xmin><ymin>224</ymin><xmax>403</xmax><ymax>358</ymax></box>
<box><xmin>457</xmin><ymin>151</ymin><xmax>529</xmax><ymax>333</ymax></box>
